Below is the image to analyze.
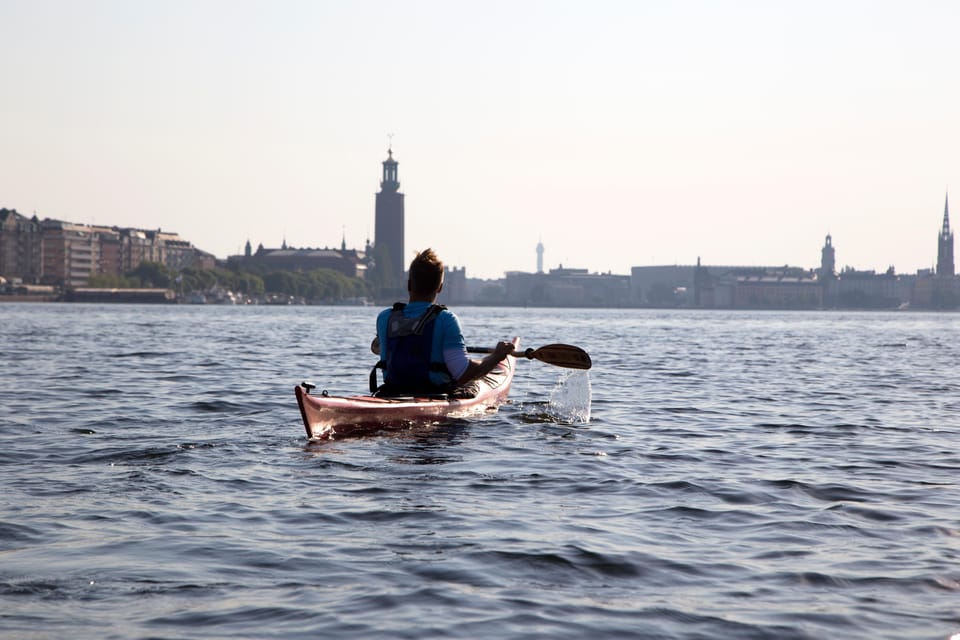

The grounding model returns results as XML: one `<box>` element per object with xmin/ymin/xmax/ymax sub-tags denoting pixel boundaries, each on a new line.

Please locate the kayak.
<box><xmin>295</xmin><ymin>337</ymin><xmax>520</xmax><ymax>440</ymax></box>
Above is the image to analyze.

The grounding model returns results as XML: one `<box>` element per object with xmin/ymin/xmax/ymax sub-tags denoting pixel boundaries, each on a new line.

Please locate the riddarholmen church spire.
<box><xmin>937</xmin><ymin>192</ymin><xmax>954</xmax><ymax>277</ymax></box>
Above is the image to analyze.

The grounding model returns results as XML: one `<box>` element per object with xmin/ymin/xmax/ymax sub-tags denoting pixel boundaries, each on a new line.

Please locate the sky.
<box><xmin>2</xmin><ymin>0</ymin><xmax>959</xmax><ymax>280</ymax></box>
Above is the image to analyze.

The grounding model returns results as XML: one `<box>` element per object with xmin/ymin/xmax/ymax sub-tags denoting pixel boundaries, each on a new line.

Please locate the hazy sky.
<box><xmin>2</xmin><ymin>1</ymin><xmax>959</xmax><ymax>279</ymax></box>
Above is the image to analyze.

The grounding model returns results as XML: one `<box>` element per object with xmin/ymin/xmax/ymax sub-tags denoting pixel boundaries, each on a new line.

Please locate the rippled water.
<box><xmin>2</xmin><ymin>303</ymin><xmax>959</xmax><ymax>639</ymax></box>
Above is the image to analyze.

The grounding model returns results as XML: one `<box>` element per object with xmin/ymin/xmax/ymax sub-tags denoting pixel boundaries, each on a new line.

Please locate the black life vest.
<box><xmin>370</xmin><ymin>303</ymin><xmax>453</xmax><ymax>395</ymax></box>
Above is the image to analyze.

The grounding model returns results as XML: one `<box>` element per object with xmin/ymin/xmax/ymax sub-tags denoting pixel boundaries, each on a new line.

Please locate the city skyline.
<box><xmin>6</xmin><ymin>177</ymin><xmax>953</xmax><ymax>285</ymax></box>
<box><xmin>2</xmin><ymin>1</ymin><xmax>959</xmax><ymax>280</ymax></box>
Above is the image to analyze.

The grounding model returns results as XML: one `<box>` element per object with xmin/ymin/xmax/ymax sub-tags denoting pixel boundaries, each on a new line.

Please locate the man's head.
<box><xmin>407</xmin><ymin>248</ymin><xmax>444</xmax><ymax>298</ymax></box>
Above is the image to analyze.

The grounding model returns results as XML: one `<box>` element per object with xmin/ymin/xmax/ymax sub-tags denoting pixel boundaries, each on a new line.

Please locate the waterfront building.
<box><xmin>438</xmin><ymin>266</ymin><xmax>468</xmax><ymax>305</ymax></box>
<box><xmin>820</xmin><ymin>246</ymin><xmax>910</xmax><ymax>308</ymax></box>
<box><xmin>504</xmin><ymin>267</ymin><xmax>631</xmax><ymax>307</ymax></box>
<box><xmin>110</xmin><ymin>227</ymin><xmax>211</xmax><ymax>277</ymax></box>
<box><xmin>119</xmin><ymin>228</ymin><xmax>161</xmax><ymax>273</ymax></box>
<box><xmin>373</xmin><ymin>147</ymin><xmax>405</xmax><ymax>293</ymax></box>
<box><xmin>0</xmin><ymin>207</ymin><xmax>210</xmax><ymax>287</ymax></box>
<box><xmin>926</xmin><ymin>193</ymin><xmax>960</xmax><ymax>307</ymax></box>
<box><xmin>633</xmin><ymin>263</ymin><xmax>823</xmax><ymax>309</ymax></box>
<box><xmin>157</xmin><ymin>231</ymin><xmax>199</xmax><ymax>271</ymax></box>
<box><xmin>732</xmin><ymin>272</ymin><xmax>823</xmax><ymax>309</ymax></box>
<box><xmin>227</xmin><ymin>244</ymin><xmax>367</xmax><ymax>279</ymax></box>
<box><xmin>936</xmin><ymin>193</ymin><xmax>954</xmax><ymax>277</ymax></box>
<box><xmin>40</xmin><ymin>220</ymin><xmax>101</xmax><ymax>287</ymax></box>
<box><xmin>63</xmin><ymin>288</ymin><xmax>176</xmax><ymax>303</ymax></box>
<box><xmin>828</xmin><ymin>267</ymin><xmax>909</xmax><ymax>308</ymax></box>
<box><xmin>96</xmin><ymin>226</ymin><xmax>122</xmax><ymax>277</ymax></box>
<box><xmin>630</xmin><ymin>264</ymin><xmax>698</xmax><ymax>306</ymax></box>
<box><xmin>820</xmin><ymin>234</ymin><xmax>836</xmax><ymax>280</ymax></box>
<box><xmin>0</xmin><ymin>209</ymin><xmax>42</xmax><ymax>283</ymax></box>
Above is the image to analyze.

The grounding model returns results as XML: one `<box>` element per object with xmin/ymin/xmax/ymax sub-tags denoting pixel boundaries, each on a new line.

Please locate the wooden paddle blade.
<box><xmin>527</xmin><ymin>344</ymin><xmax>592</xmax><ymax>370</ymax></box>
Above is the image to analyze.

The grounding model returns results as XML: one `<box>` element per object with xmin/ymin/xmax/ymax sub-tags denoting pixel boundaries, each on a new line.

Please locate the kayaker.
<box><xmin>370</xmin><ymin>248</ymin><xmax>515</xmax><ymax>396</ymax></box>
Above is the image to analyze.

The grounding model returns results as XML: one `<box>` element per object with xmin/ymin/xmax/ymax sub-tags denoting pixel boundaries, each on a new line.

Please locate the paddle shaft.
<box><xmin>468</xmin><ymin>346</ymin><xmax>533</xmax><ymax>358</ymax></box>
<box><xmin>467</xmin><ymin>343</ymin><xmax>592</xmax><ymax>370</ymax></box>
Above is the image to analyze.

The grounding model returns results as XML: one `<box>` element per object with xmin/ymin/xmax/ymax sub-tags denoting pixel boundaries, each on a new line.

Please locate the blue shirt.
<box><xmin>376</xmin><ymin>302</ymin><xmax>469</xmax><ymax>386</ymax></box>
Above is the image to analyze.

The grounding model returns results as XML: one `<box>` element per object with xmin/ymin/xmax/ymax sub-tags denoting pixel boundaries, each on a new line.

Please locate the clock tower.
<box><xmin>374</xmin><ymin>147</ymin><xmax>405</xmax><ymax>292</ymax></box>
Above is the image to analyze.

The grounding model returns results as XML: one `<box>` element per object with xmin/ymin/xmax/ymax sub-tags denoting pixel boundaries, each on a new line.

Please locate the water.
<box><xmin>2</xmin><ymin>303</ymin><xmax>959</xmax><ymax>639</ymax></box>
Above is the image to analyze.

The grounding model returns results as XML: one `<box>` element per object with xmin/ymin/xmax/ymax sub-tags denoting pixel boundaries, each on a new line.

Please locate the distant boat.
<box><xmin>206</xmin><ymin>286</ymin><xmax>240</xmax><ymax>304</ymax></box>
<box><xmin>185</xmin><ymin>291</ymin><xmax>207</xmax><ymax>304</ymax></box>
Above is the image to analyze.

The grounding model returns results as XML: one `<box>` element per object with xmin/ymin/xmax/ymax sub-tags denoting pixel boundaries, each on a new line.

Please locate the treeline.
<box><xmin>88</xmin><ymin>262</ymin><xmax>370</xmax><ymax>302</ymax></box>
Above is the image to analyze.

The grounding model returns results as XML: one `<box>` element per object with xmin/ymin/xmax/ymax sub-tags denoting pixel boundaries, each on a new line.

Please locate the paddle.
<box><xmin>468</xmin><ymin>344</ymin><xmax>592</xmax><ymax>370</ymax></box>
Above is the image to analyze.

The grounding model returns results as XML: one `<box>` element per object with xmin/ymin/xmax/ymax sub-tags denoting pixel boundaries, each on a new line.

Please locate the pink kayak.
<box><xmin>295</xmin><ymin>337</ymin><xmax>519</xmax><ymax>440</ymax></box>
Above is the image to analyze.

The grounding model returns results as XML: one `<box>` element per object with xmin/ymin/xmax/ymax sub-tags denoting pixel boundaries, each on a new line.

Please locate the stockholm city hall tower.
<box><xmin>374</xmin><ymin>147</ymin><xmax>405</xmax><ymax>292</ymax></box>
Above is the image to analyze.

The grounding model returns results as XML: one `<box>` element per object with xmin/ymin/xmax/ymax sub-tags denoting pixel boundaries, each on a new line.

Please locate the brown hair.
<box><xmin>408</xmin><ymin>248</ymin><xmax>444</xmax><ymax>296</ymax></box>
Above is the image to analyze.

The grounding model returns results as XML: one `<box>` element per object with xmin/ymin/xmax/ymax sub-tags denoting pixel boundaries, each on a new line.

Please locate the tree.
<box><xmin>88</xmin><ymin>273</ymin><xmax>136</xmax><ymax>288</ymax></box>
<box><xmin>129</xmin><ymin>261</ymin><xmax>174</xmax><ymax>288</ymax></box>
<box><xmin>87</xmin><ymin>260</ymin><xmax>365</xmax><ymax>303</ymax></box>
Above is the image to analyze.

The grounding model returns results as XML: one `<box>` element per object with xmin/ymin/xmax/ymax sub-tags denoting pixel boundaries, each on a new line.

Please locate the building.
<box><xmin>158</xmin><ymin>232</ymin><xmax>198</xmax><ymax>271</ymax></box>
<box><xmin>632</xmin><ymin>263</ymin><xmax>824</xmax><ymax>309</ymax></box>
<box><xmin>96</xmin><ymin>226</ymin><xmax>122</xmax><ymax>277</ymax></box>
<box><xmin>228</xmin><ymin>244</ymin><xmax>367</xmax><ymax>279</ymax></box>
<box><xmin>928</xmin><ymin>193</ymin><xmax>959</xmax><ymax>307</ymax></box>
<box><xmin>0</xmin><ymin>207</ymin><xmax>211</xmax><ymax>287</ymax></box>
<box><xmin>437</xmin><ymin>266</ymin><xmax>468</xmax><ymax>305</ymax></box>
<box><xmin>40</xmin><ymin>220</ymin><xmax>101</xmax><ymax>287</ymax></box>
<box><xmin>504</xmin><ymin>267</ymin><xmax>631</xmax><ymax>307</ymax></box>
<box><xmin>631</xmin><ymin>263</ymin><xmax>759</xmax><ymax>306</ymax></box>
<box><xmin>0</xmin><ymin>209</ymin><xmax>42</xmax><ymax>283</ymax></box>
<box><xmin>937</xmin><ymin>193</ymin><xmax>954</xmax><ymax>277</ymax></box>
<box><xmin>732</xmin><ymin>273</ymin><xmax>823</xmax><ymax>308</ymax></box>
<box><xmin>373</xmin><ymin>148</ymin><xmax>405</xmax><ymax>293</ymax></box>
<box><xmin>119</xmin><ymin>228</ymin><xmax>162</xmax><ymax>272</ymax></box>
<box><xmin>828</xmin><ymin>267</ymin><xmax>907</xmax><ymax>308</ymax></box>
<box><xmin>63</xmin><ymin>288</ymin><xmax>175</xmax><ymax>303</ymax></box>
<box><xmin>820</xmin><ymin>234</ymin><xmax>836</xmax><ymax>280</ymax></box>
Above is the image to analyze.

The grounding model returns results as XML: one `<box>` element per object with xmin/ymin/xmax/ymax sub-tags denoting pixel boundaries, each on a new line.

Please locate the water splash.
<box><xmin>547</xmin><ymin>370</ymin><xmax>592</xmax><ymax>424</ymax></box>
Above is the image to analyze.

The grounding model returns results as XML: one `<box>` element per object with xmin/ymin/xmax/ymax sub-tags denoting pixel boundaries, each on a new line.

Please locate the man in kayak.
<box><xmin>370</xmin><ymin>248</ymin><xmax>515</xmax><ymax>396</ymax></box>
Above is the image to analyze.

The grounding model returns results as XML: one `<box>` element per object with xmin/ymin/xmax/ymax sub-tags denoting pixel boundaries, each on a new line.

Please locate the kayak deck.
<box><xmin>296</xmin><ymin>338</ymin><xmax>519</xmax><ymax>440</ymax></box>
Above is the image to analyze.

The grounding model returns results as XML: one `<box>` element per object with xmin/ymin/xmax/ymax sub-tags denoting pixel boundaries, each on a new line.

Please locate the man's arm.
<box><xmin>456</xmin><ymin>340</ymin><xmax>515</xmax><ymax>385</ymax></box>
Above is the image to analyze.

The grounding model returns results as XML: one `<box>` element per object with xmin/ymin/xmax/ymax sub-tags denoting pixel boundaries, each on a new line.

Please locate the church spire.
<box><xmin>942</xmin><ymin>192</ymin><xmax>951</xmax><ymax>234</ymax></box>
<box><xmin>937</xmin><ymin>191</ymin><xmax>954</xmax><ymax>277</ymax></box>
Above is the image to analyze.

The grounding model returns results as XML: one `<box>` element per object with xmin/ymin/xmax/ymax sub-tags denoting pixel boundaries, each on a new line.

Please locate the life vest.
<box><xmin>370</xmin><ymin>303</ymin><xmax>453</xmax><ymax>395</ymax></box>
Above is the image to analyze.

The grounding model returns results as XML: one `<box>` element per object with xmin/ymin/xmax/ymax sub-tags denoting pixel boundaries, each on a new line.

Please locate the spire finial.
<box><xmin>943</xmin><ymin>191</ymin><xmax>951</xmax><ymax>234</ymax></box>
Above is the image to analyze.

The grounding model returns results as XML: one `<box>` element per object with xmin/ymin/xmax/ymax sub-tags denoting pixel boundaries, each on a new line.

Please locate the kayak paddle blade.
<box><xmin>526</xmin><ymin>344</ymin><xmax>592</xmax><ymax>370</ymax></box>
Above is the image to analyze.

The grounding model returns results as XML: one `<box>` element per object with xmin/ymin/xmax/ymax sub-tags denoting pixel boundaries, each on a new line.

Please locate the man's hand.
<box><xmin>491</xmin><ymin>340</ymin><xmax>515</xmax><ymax>360</ymax></box>
<box><xmin>457</xmin><ymin>340</ymin><xmax>516</xmax><ymax>385</ymax></box>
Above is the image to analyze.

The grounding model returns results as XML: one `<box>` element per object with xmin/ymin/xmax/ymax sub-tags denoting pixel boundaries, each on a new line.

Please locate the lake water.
<box><xmin>2</xmin><ymin>303</ymin><xmax>959</xmax><ymax>639</ymax></box>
